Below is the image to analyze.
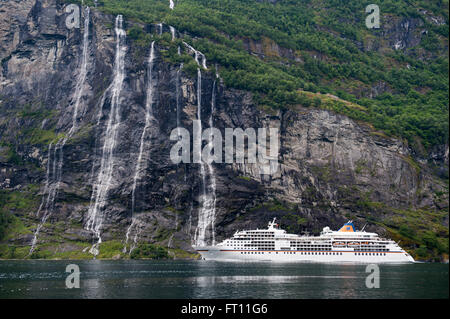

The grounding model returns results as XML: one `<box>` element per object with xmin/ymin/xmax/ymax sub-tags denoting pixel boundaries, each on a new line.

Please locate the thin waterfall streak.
<box><xmin>169</xmin><ymin>26</ymin><xmax>175</xmax><ymax>41</ymax></box>
<box><xmin>176</xmin><ymin>63</ymin><xmax>183</xmax><ymax>143</ymax></box>
<box><xmin>169</xmin><ymin>0</ymin><xmax>174</xmax><ymax>10</ymax></box>
<box><xmin>131</xmin><ymin>41</ymin><xmax>155</xmax><ymax>217</ymax></box>
<box><xmin>194</xmin><ymin>75</ymin><xmax>218</xmax><ymax>247</ymax></box>
<box><xmin>194</xmin><ymin>69</ymin><xmax>207</xmax><ymax>247</ymax></box>
<box><xmin>207</xmin><ymin>80</ymin><xmax>217</xmax><ymax>245</ymax></box>
<box><xmin>126</xmin><ymin>42</ymin><xmax>156</xmax><ymax>252</ymax></box>
<box><xmin>158</xmin><ymin>23</ymin><xmax>162</xmax><ymax>35</ymax></box>
<box><xmin>35</xmin><ymin>143</ymin><xmax>53</xmax><ymax>217</ymax></box>
<box><xmin>29</xmin><ymin>7</ymin><xmax>91</xmax><ymax>254</ymax></box>
<box><xmin>86</xmin><ymin>15</ymin><xmax>126</xmax><ymax>256</ymax></box>
<box><xmin>123</xmin><ymin>217</ymin><xmax>136</xmax><ymax>253</ymax></box>
<box><xmin>182</xmin><ymin>42</ymin><xmax>207</xmax><ymax>69</ymax></box>
<box><xmin>128</xmin><ymin>219</ymin><xmax>142</xmax><ymax>254</ymax></box>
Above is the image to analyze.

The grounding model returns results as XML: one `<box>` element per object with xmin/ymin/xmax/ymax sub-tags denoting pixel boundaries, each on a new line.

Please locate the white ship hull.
<box><xmin>195</xmin><ymin>247</ymin><xmax>415</xmax><ymax>263</ymax></box>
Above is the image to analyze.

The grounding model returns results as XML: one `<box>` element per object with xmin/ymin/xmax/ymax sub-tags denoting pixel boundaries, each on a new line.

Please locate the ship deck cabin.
<box><xmin>218</xmin><ymin>220</ymin><xmax>399</xmax><ymax>253</ymax></box>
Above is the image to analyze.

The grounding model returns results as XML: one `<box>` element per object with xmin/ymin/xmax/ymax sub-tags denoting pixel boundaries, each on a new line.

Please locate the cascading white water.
<box><xmin>86</xmin><ymin>14</ymin><xmax>127</xmax><ymax>256</ymax></box>
<box><xmin>206</xmin><ymin>80</ymin><xmax>217</xmax><ymax>245</ymax></box>
<box><xmin>131</xmin><ymin>41</ymin><xmax>155</xmax><ymax>216</ymax></box>
<box><xmin>157</xmin><ymin>23</ymin><xmax>163</xmax><ymax>35</ymax></box>
<box><xmin>193</xmin><ymin>69</ymin><xmax>206</xmax><ymax>246</ymax></box>
<box><xmin>169</xmin><ymin>0</ymin><xmax>174</xmax><ymax>10</ymax></box>
<box><xmin>124</xmin><ymin>41</ymin><xmax>156</xmax><ymax>252</ymax></box>
<box><xmin>176</xmin><ymin>63</ymin><xmax>183</xmax><ymax>139</ymax></box>
<box><xmin>167</xmin><ymin>213</ymin><xmax>178</xmax><ymax>258</ymax></box>
<box><xmin>182</xmin><ymin>42</ymin><xmax>207</xmax><ymax>69</ymax></box>
<box><xmin>124</xmin><ymin>217</ymin><xmax>142</xmax><ymax>254</ymax></box>
<box><xmin>29</xmin><ymin>143</ymin><xmax>53</xmax><ymax>254</ymax></box>
<box><xmin>29</xmin><ymin>7</ymin><xmax>91</xmax><ymax>254</ymax></box>
<box><xmin>169</xmin><ymin>26</ymin><xmax>175</xmax><ymax>41</ymax></box>
<box><xmin>193</xmin><ymin>68</ymin><xmax>217</xmax><ymax>247</ymax></box>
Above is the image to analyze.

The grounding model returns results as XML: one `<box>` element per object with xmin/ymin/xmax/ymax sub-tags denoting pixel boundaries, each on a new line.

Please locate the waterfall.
<box><xmin>182</xmin><ymin>42</ymin><xmax>207</xmax><ymax>69</ymax></box>
<box><xmin>169</xmin><ymin>26</ymin><xmax>175</xmax><ymax>41</ymax></box>
<box><xmin>176</xmin><ymin>63</ymin><xmax>183</xmax><ymax>141</ymax></box>
<box><xmin>206</xmin><ymin>80</ymin><xmax>217</xmax><ymax>245</ymax></box>
<box><xmin>29</xmin><ymin>7</ymin><xmax>91</xmax><ymax>255</ymax></box>
<box><xmin>125</xmin><ymin>217</ymin><xmax>142</xmax><ymax>254</ymax></box>
<box><xmin>157</xmin><ymin>23</ymin><xmax>163</xmax><ymax>35</ymax></box>
<box><xmin>167</xmin><ymin>213</ymin><xmax>178</xmax><ymax>258</ymax></box>
<box><xmin>86</xmin><ymin>14</ymin><xmax>127</xmax><ymax>256</ymax></box>
<box><xmin>193</xmin><ymin>70</ymin><xmax>217</xmax><ymax>247</ymax></box>
<box><xmin>169</xmin><ymin>0</ymin><xmax>174</xmax><ymax>10</ymax></box>
<box><xmin>124</xmin><ymin>41</ymin><xmax>156</xmax><ymax>252</ymax></box>
<box><xmin>131</xmin><ymin>41</ymin><xmax>155</xmax><ymax>216</ymax></box>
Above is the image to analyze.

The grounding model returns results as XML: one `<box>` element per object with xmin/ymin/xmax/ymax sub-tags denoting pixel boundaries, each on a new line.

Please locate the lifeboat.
<box><xmin>348</xmin><ymin>242</ymin><xmax>360</xmax><ymax>246</ymax></box>
<box><xmin>332</xmin><ymin>242</ymin><xmax>345</xmax><ymax>246</ymax></box>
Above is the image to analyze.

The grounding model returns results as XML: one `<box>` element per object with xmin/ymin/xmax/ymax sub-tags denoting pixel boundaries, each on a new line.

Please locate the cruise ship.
<box><xmin>194</xmin><ymin>219</ymin><xmax>415</xmax><ymax>263</ymax></box>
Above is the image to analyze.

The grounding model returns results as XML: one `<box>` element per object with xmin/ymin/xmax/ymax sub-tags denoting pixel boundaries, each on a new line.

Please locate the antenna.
<box><xmin>361</xmin><ymin>224</ymin><xmax>367</xmax><ymax>232</ymax></box>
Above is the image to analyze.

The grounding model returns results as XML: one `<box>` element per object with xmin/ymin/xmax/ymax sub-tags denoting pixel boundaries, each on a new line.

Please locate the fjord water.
<box><xmin>0</xmin><ymin>260</ymin><xmax>447</xmax><ymax>299</ymax></box>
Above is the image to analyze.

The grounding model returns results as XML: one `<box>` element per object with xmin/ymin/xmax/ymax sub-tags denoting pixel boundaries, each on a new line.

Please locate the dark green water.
<box><xmin>0</xmin><ymin>260</ymin><xmax>447</xmax><ymax>298</ymax></box>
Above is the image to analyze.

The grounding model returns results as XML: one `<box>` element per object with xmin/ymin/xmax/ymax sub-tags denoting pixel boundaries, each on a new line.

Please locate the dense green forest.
<box><xmin>74</xmin><ymin>0</ymin><xmax>448</xmax><ymax>153</ymax></box>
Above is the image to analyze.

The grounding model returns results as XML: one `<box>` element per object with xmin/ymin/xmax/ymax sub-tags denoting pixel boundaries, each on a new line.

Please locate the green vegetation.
<box><xmin>381</xmin><ymin>208</ymin><xmax>449</xmax><ymax>261</ymax></box>
<box><xmin>97</xmin><ymin>240</ymin><xmax>124</xmax><ymax>258</ymax></box>
<box><xmin>130</xmin><ymin>243</ymin><xmax>171</xmax><ymax>259</ymax></box>
<box><xmin>353</xmin><ymin>199</ymin><xmax>449</xmax><ymax>261</ymax></box>
<box><xmin>0</xmin><ymin>188</ymin><xmax>38</xmax><ymax>241</ymax></box>
<box><xmin>280</xmin><ymin>213</ymin><xmax>308</xmax><ymax>234</ymax></box>
<box><xmin>250</xmin><ymin>199</ymin><xmax>296</xmax><ymax>212</ymax></box>
<box><xmin>73</xmin><ymin>0</ymin><xmax>449</xmax><ymax>153</ymax></box>
<box><xmin>0</xmin><ymin>144</ymin><xmax>23</xmax><ymax>165</ymax></box>
<box><xmin>0</xmin><ymin>211</ymin><xmax>13</xmax><ymax>241</ymax></box>
<box><xmin>237</xmin><ymin>175</ymin><xmax>252</xmax><ymax>182</ymax></box>
<box><xmin>0</xmin><ymin>244</ymin><xmax>30</xmax><ymax>259</ymax></box>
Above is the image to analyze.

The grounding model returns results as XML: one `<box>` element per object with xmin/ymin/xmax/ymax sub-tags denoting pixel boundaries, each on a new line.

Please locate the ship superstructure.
<box><xmin>194</xmin><ymin>219</ymin><xmax>415</xmax><ymax>263</ymax></box>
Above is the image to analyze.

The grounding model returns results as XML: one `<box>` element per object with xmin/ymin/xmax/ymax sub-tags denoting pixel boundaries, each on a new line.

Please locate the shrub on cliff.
<box><xmin>130</xmin><ymin>243</ymin><xmax>171</xmax><ymax>259</ymax></box>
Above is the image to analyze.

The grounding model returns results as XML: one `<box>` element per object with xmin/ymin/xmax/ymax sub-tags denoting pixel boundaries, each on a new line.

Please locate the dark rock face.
<box><xmin>0</xmin><ymin>1</ymin><xmax>447</xmax><ymax>256</ymax></box>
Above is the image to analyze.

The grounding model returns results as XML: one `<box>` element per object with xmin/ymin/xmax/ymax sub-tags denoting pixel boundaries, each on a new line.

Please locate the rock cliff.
<box><xmin>0</xmin><ymin>0</ymin><xmax>447</xmax><ymax>261</ymax></box>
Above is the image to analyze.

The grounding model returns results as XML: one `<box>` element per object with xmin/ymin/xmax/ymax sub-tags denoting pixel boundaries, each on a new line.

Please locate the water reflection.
<box><xmin>0</xmin><ymin>260</ymin><xmax>447</xmax><ymax>299</ymax></box>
